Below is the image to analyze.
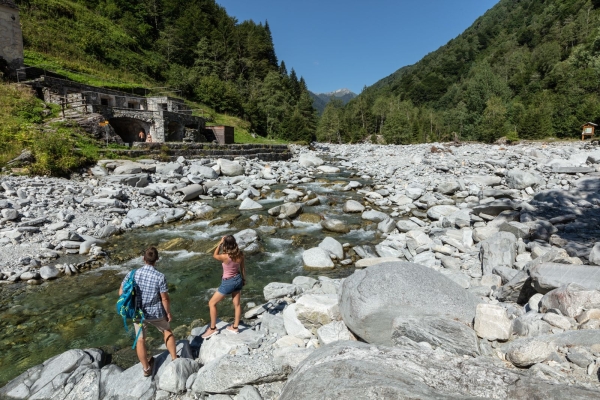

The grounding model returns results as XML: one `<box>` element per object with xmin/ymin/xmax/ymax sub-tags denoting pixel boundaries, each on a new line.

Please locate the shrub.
<box><xmin>506</xmin><ymin>131</ymin><xmax>520</xmax><ymax>143</ymax></box>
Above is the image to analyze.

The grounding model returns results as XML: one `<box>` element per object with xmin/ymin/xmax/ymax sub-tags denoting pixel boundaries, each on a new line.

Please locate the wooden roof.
<box><xmin>582</xmin><ymin>122</ymin><xmax>598</xmax><ymax>127</ymax></box>
<box><xmin>0</xmin><ymin>0</ymin><xmax>18</xmax><ymax>9</ymax></box>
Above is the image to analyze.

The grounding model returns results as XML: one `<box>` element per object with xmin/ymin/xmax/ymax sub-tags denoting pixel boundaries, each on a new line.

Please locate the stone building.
<box><xmin>0</xmin><ymin>0</ymin><xmax>24</xmax><ymax>72</ymax></box>
<box><xmin>27</xmin><ymin>75</ymin><xmax>206</xmax><ymax>144</ymax></box>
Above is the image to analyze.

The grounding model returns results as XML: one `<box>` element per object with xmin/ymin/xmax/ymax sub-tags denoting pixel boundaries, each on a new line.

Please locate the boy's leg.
<box><xmin>134</xmin><ymin>322</ymin><xmax>150</xmax><ymax>370</ymax></box>
<box><xmin>163</xmin><ymin>329</ymin><xmax>177</xmax><ymax>360</ymax></box>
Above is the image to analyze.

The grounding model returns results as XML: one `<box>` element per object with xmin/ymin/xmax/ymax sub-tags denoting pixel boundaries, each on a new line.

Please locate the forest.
<box><xmin>14</xmin><ymin>0</ymin><xmax>317</xmax><ymax>142</ymax></box>
<box><xmin>317</xmin><ymin>0</ymin><xmax>600</xmax><ymax>144</ymax></box>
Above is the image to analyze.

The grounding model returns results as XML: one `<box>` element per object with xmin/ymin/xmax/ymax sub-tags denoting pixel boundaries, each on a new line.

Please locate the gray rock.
<box><xmin>157</xmin><ymin>358</ymin><xmax>199</xmax><ymax>394</ymax></box>
<box><xmin>506</xmin><ymin>169</ymin><xmax>544</xmax><ymax>190</ymax></box>
<box><xmin>263</xmin><ymin>282</ymin><xmax>299</xmax><ymax>300</ymax></box>
<box><xmin>530</xmin><ymin>263</ymin><xmax>600</xmax><ymax>293</ymax></box>
<box><xmin>2</xmin><ymin>208</ymin><xmax>18</xmax><ymax>220</ymax></box>
<box><xmin>320</xmin><ymin>219</ymin><xmax>349</xmax><ymax>233</ymax></box>
<box><xmin>96</xmin><ymin>225</ymin><xmax>119</xmax><ymax>239</ymax></box>
<box><xmin>507</xmin><ymin>339</ymin><xmax>553</xmax><ymax>367</ymax></box>
<box><xmin>318</xmin><ymin>237</ymin><xmax>343</xmax><ymax>260</ymax></box>
<box><xmin>479</xmin><ymin>231</ymin><xmax>516</xmax><ymax>276</ymax></box>
<box><xmin>361</xmin><ymin>210</ymin><xmax>389</xmax><ymax>222</ymax></box>
<box><xmin>342</xmin><ymin>200</ymin><xmax>365</xmax><ymax>213</ymax></box>
<box><xmin>199</xmin><ymin>329</ymin><xmax>265</xmax><ymax>365</ymax></box>
<box><xmin>189</xmin><ymin>164</ymin><xmax>218</xmax><ymax>179</ymax></box>
<box><xmin>191</xmin><ymin>355</ymin><xmax>286</xmax><ymax>395</ymax></box>
<box><xmin>292</xmin><ymin>276</ymin><xmax>317</xmax><ymax>291</ymax></box>
<box><xmin>589</xmin><ymin>242</ymin><xmax>600</xmax><ymax>265</ymax></box>
<box><xmin>426</xmin><ymin>205</ymin><xmax>459</xmax><ymax>221</ymax></box>
<box><xmin>260</xmin><ymin>313</ymin><xmax>287</xmax><ymax>337</ymax></box>
<box><xmin>540</xmin><ymin>284</ymin><xmax>600</xmax><ymax>318</ymax></box>
<box><xmin>295</xmin><ymin>294</ymin><xmax>340</xmax><ymax>330</ymax></box>
<box><xmin>436</xmin><ymin>181</ymin><xmax>460</xmax><ymax>195</ymax></box>
<box><xmin>282</xmin><ymin>304</ymin><xmax>312</xmax><ymax>339</ymax></box>
<box><xmin>104</xmin><ymin>173</ymin><xmax>149</xmax><ymax>187</ymax></box>
<box><xmin>474</xmin><ymin>303</ymin><xmax>511</xmax><ymax>341</ymax></box>
<box><xmin>239</xmin><ymin>198</ymin><xmax>263</xmax><ymax>211</ymax></box>
<box><xmin>302</xmin><ymin>248</ymin><xmax>334</xmax><ymax>269</ymax></box>
<box><xmin>298</xmin><ymin>154</ymin><xmax>324</xmax><ymax>168</ymax></box>
<box><xmin>39</xmin><ymin>265</ymin><xmax>60</xmax><ymax>280</ymax></box>
<box><xmin>339</xmin><ymin>262</ymin><xmax>479</xmax><ymax>346</ymax></box>
<box><xmin>566</xmin><ymin>347</ymin><xmax>595</xmax><ymax>368</ymax></box>
<box><xmin>317</xmin><ymin>321</ymin><xmax>353</xmax><ymax>345</ymax></box>
<box><xmin>377</xmin><ymin>218</ymin><xmax>396</xmax><ymax>233</ymax></box>
<box><xmin>156</xmin><ymin>163</ymin><xmax>183</xmax><ymax>175</ymax></box>
<box><xmin>237</xmin><ymin>385</ymin><xmax>263</xmax><ymax>400</ymax></box>
<box><xmin>279</xmin><ymin>341</ymin><xmax>599</xmax><ymax>400</ymax></box>
<box><xmin>279</xmin><ymin>203</ymin><xmax>303</xmax><ymax>218</ymax></box>
<box><xmin>218</xmin><ymin>159</ymin><xmax>244</xmax><ymax>176</ymax></box>
<box><xmin>499</xmin><ymin>221</ymin><xmax>530</xmax><ymax>239</ymax></box>
<box><xmin>176</xmin><ymin>184</ymin><xmax>205</xmax><ymax>201</ymax></box>
<box><xmin>391</xmin><ymin>315</ymin><xmax>479</xmax><ymax>356</ymax></box>
<box><xmin>511</xmin><ymin>312</ymin><xmax>553</xmax><ymax>337</ymax></box>
<box><xmin>396</xmin><ymin>219</ymin><xmax>420</xmax><ymax>232</ymax></box>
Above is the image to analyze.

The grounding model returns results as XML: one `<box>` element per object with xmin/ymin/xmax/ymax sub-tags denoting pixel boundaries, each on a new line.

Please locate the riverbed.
<box><xmin>0</xmin><ymin>171</ymin><xmax>378</xmax><ymax>387</ymax></box>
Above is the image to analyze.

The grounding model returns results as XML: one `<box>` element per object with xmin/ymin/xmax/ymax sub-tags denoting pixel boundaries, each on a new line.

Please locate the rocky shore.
<box><xmin>1</xmin><ymin>140</ymin><xmax>600</xmax><ymax>399</ymax></box>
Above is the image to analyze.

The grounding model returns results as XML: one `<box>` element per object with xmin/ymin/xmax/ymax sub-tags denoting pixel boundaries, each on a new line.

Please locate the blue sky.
<box><xmin>216</xmin><ymin>0</ymin><xmax>500</xmax><ymax>94</ymax></box>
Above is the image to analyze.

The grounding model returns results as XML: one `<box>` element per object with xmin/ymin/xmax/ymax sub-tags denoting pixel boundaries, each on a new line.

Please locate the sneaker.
<box><xmin>201</xmin><ymin>326</ymin><xmax>218</xmax><ymax>339</ymax></box>
<box><xmin>226</xmin><ymin>325</ymin><xmax>239</xmax><ymax>334</ymax></box>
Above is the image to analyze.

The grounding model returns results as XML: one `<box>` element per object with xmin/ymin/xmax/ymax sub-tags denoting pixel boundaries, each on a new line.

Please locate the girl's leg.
<box><xmin>231</xmin><ymin>291</ymin><xmax>241</xmax><ymax>328</ymax></box>
<box><xmin>203</xmin><ymin>291</ymin><xmax>225</xmax><ymax>337</ymax></box>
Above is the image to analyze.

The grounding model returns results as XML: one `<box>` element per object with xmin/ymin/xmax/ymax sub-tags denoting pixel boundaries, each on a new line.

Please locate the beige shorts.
<box><xmin>134</xmin><ymin>317</ymin><xmax>171</xmax><ymax>339</ymax></box>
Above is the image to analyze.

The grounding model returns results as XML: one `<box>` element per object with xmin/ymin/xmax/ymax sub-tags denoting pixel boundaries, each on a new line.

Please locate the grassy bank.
<box><xmin>0</xmin><ymin>82</ymin><xmax>99</xmax><ymax>176</ymax></box>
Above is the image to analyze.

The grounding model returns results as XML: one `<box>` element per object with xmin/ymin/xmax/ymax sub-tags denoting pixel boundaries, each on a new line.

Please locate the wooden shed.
<box><xmin>581</xmin><ymin>122</ymin><xmax>597</xmax><ymax>140</ymax></box>
<box><xmin>205</xmin><ymin>125</ymin><xmax>234</xmax><ymax>144</ymax></box>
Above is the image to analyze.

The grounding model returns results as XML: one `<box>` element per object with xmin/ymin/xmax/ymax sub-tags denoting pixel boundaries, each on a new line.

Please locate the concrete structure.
<box><xmin>205</xmin><ymin>125</ymin><xmax>235</xmax><ymax>144</ymax></box>
<box><xmin>27</xmin><ymin>75</ymin><xmax>206</xmax><ymax>144</ymax></box>
<box><xmin>0</xmin><ymin>0</ymin><xmax>24</xmax><ymax>73</ymax></box>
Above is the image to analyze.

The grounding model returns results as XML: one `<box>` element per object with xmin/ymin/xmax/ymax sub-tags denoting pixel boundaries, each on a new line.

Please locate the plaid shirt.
<box><xmin>122</xmin><ymin>264</ymin><xmax>168</xmax><ymax>319</ymax></box>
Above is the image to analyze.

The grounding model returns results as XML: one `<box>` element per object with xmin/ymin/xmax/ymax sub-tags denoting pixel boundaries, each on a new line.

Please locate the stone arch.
<box><xmin>109</xmin><ymin>117</ymin><xmax>151</xmax><ymax>145</ymax></box>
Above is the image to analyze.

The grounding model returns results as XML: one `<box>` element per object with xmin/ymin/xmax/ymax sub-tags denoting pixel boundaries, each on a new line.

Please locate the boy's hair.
<box><xmin>143</xmin><ymin>247</ymin><xmax>159</xmax><ymax>264</ymax></box>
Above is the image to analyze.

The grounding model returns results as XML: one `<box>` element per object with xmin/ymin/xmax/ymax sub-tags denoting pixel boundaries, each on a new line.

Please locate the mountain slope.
<box><xmin>328</xmin><ymin>0</ymin><xmax>600</xmax><ymax>144</ymax></box>
<box><xmin>15</xmin><ymin>0</ymin><xmax>316</xmax><ymax>142</ymax></box>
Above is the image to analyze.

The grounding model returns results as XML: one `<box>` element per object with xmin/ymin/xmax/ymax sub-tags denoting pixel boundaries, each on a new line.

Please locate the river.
<box><xmin>0</xmin><ymin>171</ymin><xmax>379</xmax><ymax>387</ymax></box>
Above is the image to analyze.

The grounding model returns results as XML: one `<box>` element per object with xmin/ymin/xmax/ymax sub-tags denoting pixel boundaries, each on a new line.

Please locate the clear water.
<box><xmin>0</xmin><ymin>172</ymin><xmax>381</xmax><ymax>387</ymax></box>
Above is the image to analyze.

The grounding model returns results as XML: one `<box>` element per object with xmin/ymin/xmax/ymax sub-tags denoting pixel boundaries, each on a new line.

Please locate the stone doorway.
<box><xmin>109</xmin><ymin>117</ymin><xmax>151</xmax><ymax>145</ymax></box>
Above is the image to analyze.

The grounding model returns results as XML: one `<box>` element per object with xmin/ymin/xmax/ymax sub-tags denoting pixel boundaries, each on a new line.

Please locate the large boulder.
<box><xmin>279</xmin><ymin>341</ymin><xmax>600</xmax><ymax>400</ymax></box>
<box><xmin>298</xmin><ymin>154</ymin><xmax>324</xmax><ymax>168</ymax></box>
<box><xmin>479</xmin><ymin>232</ymin><xmax>517</xmax><ymax>276</ymax></box>
<box><xmin>199</xmin><ymin>329</ymin><xmax>265</xmax><ymax>365</ymax></box>
<box><xmin>189</xmin><ymin>164</ymin><xmax>218</xmax><ymax>179</ymax></box>
<box><xmin>539</xmin><ymin>284</ymin><xmax>600</xmax><ymax>318</ymax></box>
<box><xmin>263</xmin><ymin>282</ymin><xmax>300</xmax><ymax>300</ymax></box>
<box><xmin>391</xmin><ymin>315</ymin><xmax>479</xmax><ymax>356</ymax></box>
<box><xmin>318</xmin><ymin>237</ymin><xmax>343</xmax><ymax>260</ymax></box>
<box><xmin>530</xmin><ymin>262</ymin><xmax>600</xmax><ymax>293</ymax></box>
<box><xmin>343</xmin><ymin>200</ymin><xmax>365</xmax><ymax>213</ymax></box>
<box><xmin>239</xmin><ymin>198</ymin><xmax>263</xmax><ymax>211</ymax></box>
<box><xmin>157</xmin><ymin>358</ymin><xmax>199</xmax><ymax>394</ymax></box>
<box><xmin>339</xmin><ymin>262</ymin><xmax>479</xmax><ymax>346</ymax></box>
<box><xmin>302</xmin><ymin>248</ymin><xmax>334</xmax><ymax>269</ymax></box>
<box><xmin>191</xmin><ymin>355</ymin><xmax>287</xmax><ymax>395</ymax></box>
<box><xmin>295</xmin><ymin>294</ymin><xmax>340</xmax><ymax>330</ymax></box>
<box><xmin>218</xmin><ymin>159</ymin><xmax>244</xmax><ymax>176</ymax></box>
<box><xmin>426</xmin><ymin>205</ymin><xmax>459</xmax><ymax>221</ymax></box>
<box><xmin>320</xmin><ymin>219</ymin><xmax>349</xmax><ymax>233</ymax></box>
<box><xmin>506</xmin><ymin>169</ymin><xmax>543</xmax><ymax>190</ymax></box>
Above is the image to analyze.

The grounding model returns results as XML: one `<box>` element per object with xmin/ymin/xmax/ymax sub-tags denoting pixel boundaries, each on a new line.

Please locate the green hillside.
<box><xmin>319</xmin><ymin>0</ymin><xmax>600</xmax><ymax>144</ymax></box>
<box><xmin>14</xmin><ymin>0</ymin><xmax>316</xmax><ymax>142</ymax></box>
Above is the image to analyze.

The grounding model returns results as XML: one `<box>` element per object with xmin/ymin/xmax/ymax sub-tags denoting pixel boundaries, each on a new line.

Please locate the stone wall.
<box><xmin>104</xmin><ymin>143</ymin><xmax>293</xmax><ymax>161</ymax></box>
<box><xmin>0</xmin><ymin>3</ymin><xmax>23</xmax><ymax>71</ymax></box>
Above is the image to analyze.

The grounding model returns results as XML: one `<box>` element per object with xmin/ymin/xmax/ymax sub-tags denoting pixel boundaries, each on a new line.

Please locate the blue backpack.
<box><xmin>116</xmin><ymin>270</ymin><xmax>145</xmax><ymax>349</ymax></box>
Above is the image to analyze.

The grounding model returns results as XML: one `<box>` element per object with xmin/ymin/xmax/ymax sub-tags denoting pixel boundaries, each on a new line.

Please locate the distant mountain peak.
<box><xmin>319</xmin><ymin>88</ymin><xmax>356</xmax><ymax>97</ymax></box>
<box><xmin>310</xmin><ymin>88</ymin><xmax>357</xmax><ymax>114</ymax></box>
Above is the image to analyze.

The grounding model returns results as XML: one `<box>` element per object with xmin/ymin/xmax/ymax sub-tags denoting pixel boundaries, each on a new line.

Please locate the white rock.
<box><xmin>474</xmin><ymin>303</ymin><xmax>511</xmax><ymax>341</ymax></box>
<box><xmin>302</xmin><ymin>248</ymin><xmax>334</xmax><ymax>269</ymax></box>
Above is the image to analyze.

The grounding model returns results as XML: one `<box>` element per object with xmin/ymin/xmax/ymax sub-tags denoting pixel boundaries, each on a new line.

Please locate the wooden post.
<box><xmin>61</xmin><ymin>98</ymin><xmax>65</xmax><ymax>118</ymax></box>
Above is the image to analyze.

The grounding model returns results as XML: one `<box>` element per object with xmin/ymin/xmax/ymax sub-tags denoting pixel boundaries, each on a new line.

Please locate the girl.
<box><xmin>202</xmin><ymin>235</ymin><xmax>246</xmax><ymax>338</ymax></box>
